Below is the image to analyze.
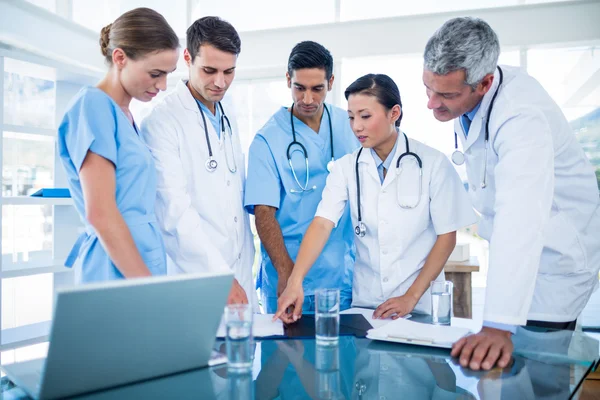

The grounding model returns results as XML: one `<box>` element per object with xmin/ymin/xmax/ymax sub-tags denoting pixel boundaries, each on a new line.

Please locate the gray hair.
<box><xmin>424</xmin><ymin>17</ymin><xmax>500</xmax><ymax>88</ymax></box>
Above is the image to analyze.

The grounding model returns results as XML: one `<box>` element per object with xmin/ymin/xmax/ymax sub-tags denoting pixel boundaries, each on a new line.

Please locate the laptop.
<box><xmin>1</xmin><ymin>271</ymin><xmax>233</xmax><ymax>399</ymax></box>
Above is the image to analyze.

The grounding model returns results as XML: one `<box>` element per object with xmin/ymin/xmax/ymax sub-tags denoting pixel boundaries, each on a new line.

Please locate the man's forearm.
<box><xmin>254</xmin><ymin>205</ymin><xmax>294</xmax><ymax>276</ymax></box>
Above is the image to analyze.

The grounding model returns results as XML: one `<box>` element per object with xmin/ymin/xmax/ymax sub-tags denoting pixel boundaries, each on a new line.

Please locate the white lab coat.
<box><xmin>140</xmin><ymin>80</ymin><xmax>258</xmax><ymax>311</ymax></box>
<box><xmin>316</xmin><ymin>135</ymin><xmax>477</xmax><ymax>312</ymax></box>
<box><xmin>456</xmin><ymin>65</ymin><xmax>600</xmax><ymax>325</ymax></box>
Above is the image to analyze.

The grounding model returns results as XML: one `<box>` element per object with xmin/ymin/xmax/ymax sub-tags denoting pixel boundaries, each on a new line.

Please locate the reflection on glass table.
<box><xmin>0</xmin><ymin>325</ymin><xmax>597</xmax><ymax>399</ymax></box>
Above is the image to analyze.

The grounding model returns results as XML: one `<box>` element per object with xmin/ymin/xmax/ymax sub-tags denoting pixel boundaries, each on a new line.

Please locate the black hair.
<box><xmin>287</xmin><ymin>41</ymin><xmax>334</xmax><ymax>80</ymax></box>
<box><xmin>186</xmin><ymin>16</ymin><xmax>241</xmax><ymax>61</ymax></box>
<box><xmin>344</xmin><ymin>74</ymin><xmax>403</xmax><ymax>127</ymax></box>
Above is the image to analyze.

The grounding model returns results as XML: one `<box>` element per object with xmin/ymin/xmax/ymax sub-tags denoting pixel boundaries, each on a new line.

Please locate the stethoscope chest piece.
<box><xmin>451</xmin><ymin>150</ymin><xmax>465</xmax><ymax>166</ymax></box>
<box><xmin>196</xmin><ymin>98</ymin><xmax>237</xmax><ymax>174</ymax></box>
<box><xmin>205</xmin><ymin>158</ymin><xmax>218</xmax><ymax>172</ymax></box>
<box><xmin>355</xmin><ymin>222</ymin><xmax>366</xmax><ymax>237</ymax></box>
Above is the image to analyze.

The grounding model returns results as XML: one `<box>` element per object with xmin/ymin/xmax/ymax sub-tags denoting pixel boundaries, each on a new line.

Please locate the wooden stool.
<box><xmin>444</xmin><ymin>257</ymin><xmax>480</xmax><ymax>319</ymax></box>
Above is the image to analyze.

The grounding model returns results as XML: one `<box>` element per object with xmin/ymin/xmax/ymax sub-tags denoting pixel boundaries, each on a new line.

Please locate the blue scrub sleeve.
<box><xmin>62</xmin><ymin>91</ymin><xmax>118</xmax><ymax>172</ymax></box>
<box><xmin>244</xmin><ymin>135</ymin><xmax>282</xmax><ymax>214</ymax></box>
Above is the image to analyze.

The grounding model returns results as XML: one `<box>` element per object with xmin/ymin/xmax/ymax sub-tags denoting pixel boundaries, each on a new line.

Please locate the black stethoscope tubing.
<box><xmin>197</xmin><ymin>101</ymin><xmax>236</xmax><ymax>173</ymax></box>
<box><xmin>354</xmin><ymin>132</ymin><xmax>422</xmax><ymax>237</ymax></box>
<box><xmin>287</xmin><ymin>103</ymin><xmax>334</xmax><ymax>169</ymax></box>
<box><xmin>453</xmin><ymin>66</ymin><xmax>504</xmax><ymax>190</ymax></box>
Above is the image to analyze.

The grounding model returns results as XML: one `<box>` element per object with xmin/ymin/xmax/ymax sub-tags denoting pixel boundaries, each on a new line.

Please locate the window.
<box><xmin>72</xmin><ymin>0</ymin><xmax>188</xmax><ymax>36</ymax></box>
<box><xmin>340</xmin><ymin>0</ymin><xmax>577</xmax><ymax>22</ymax></box>
<box><xmin>24</xmin><ymin>0</ymin><xmax>56</xmax><ymax>13</ymax></box>
<box><xmin>191</xmin><ymin>0</ymin><xmax>336</xmax><ymax>32</ymax></box>
<box><xmin>228</xmin><ymin>77</ymin><xmax>290</xmax><ymax>153</ymax></box>
<box><xmin>528</xmin><ymin>46</ymin><xmax>600</xmax><ymax>189</ymax></box>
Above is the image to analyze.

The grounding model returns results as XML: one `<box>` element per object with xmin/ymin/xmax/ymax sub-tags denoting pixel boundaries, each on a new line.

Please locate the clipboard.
<box><xmin>367</xmin><ymin>318</ymin><xmax>471</xmax><ymax>349</ymax></box>
<box><xmin>282</xmin><ymin>314</ymin><xmax>373</xmax><ymax>339</ymax></box>
<box><xmin>216</xmin><ymin>314</ymin><xmax>372</xmax><ymax>340</ymax></box>
<box><xmin>30</xmin><ymin>188</ymin><xmax>71</xmax><ymax>198</ymax></box>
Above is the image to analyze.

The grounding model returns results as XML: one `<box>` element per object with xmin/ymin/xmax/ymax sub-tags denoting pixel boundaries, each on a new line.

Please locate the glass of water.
<box><xmin>224</xmin><ymin>304</ymin><xmax>253</xmax><ymax>371</ymax></box>
<box><xmin>431</xmin><ymin>280</ymin><xmax>453</xmax><ymax>325</ymax></box>
<box><xmin>315</xmin><ymin>288</ymin><xmax>340</xmax><ymax>346</ymax></box>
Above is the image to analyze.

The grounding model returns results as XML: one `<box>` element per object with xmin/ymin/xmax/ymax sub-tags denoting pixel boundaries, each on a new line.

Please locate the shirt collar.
<box><xmin>195</xmin><ymin>98</ymin><xmax>220</xmax><ymax>119</ymax></box>
<box><xmin>465</xmin><ymin>100</ymin><xmax>481</xmax><ymax>121</ymax></box>
<box><xmin>370</xmin><ymin>136</ymin><xmax>399</xmax><ymax>171</ymax></box>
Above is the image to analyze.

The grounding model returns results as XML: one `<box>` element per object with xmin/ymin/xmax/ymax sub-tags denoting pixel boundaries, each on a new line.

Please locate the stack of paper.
<box><xmin>216</xmin><ymin>314</ymin><xmax>284</xmax><ymax>338</ymax></box>
<box><xmin>367</xmin><ymin>318</ymin><xmax>471</xmax><ymax>349</ymax></box>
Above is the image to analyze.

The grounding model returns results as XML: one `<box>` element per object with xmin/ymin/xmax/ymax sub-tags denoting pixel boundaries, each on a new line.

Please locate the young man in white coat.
<box><xmin>422</xmin><ymin>17</ymin><xmax>600</xmax><ymax>370</ymax></box>
<box><xmin>140</xmin><ymin>17</ymin><xmax>257</xmax><ymax>309</ymax></box>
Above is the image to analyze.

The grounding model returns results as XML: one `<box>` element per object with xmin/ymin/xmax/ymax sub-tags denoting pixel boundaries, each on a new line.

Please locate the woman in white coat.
<box><xmin>274</xmin><ymin>74</ymin><xmax>477</xmax><ymax>323</ymax></box>
<box><xmin>140</xmin><ymin>17</ymin><xmax>257</xmax><ymax>310</ymax></box>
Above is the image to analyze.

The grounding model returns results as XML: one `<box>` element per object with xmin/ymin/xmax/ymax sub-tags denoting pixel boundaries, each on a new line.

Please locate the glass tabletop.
<box><xmin>1</xmin><ymin>320</ymin><xmax>598</xmax><ymax>399</ymax></box>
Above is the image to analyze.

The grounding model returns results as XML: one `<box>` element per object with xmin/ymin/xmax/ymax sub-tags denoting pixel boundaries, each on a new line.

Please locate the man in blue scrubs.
<box><xmin>244</xmin><ymin>41</ymin><xmax>358</xmax><ymax>314</ymax></box>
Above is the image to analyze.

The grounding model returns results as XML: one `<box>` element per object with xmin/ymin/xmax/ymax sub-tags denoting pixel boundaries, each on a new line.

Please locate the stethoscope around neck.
<box><xmin>451</xmin><ymin>66</ymin><xmax>504</xmax><ymax>190</ymax></box>
<box><xmin>354</xmin><ymin>131</ymin><xmax>423</xmax><ymax>237</ymax></box>
<box><xmin>197</xmin><ymin>101</ymin><xmax>237</xmax><ymax>174</ymax></box>
<box><xmin>287</xmin><ymin>103</ymin><xmax>335</xmax><ymax>193</ymax></box>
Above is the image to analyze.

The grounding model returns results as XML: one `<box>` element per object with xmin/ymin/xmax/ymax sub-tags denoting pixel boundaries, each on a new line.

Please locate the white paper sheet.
<box><xmin>367</xmin><ymin>318</ymin><xmax>471</xmax><ymax>348</ymax></box>
<box><xmin>341</xmin><ymin>307</ymin><xmax>411</xmax><ymax>329</ymax></box>
<box><xmin>217</xmin><ymin>314</ymin><xmax>284</xmax><ymax>338</ymax></box>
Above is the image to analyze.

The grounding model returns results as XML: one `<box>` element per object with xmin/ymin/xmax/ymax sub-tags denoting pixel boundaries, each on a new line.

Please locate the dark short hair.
<box><xmin>345</xmin><ymin>74</ymin><xmax>403</xmax><ymax>127</ymax></box>
<box><xmin>287</xmin><ymin>41</ymin><xmax>334</xmax><ymax>80</ymax></box>
<box><xmin>99</xmin><ymin>8</ymin><xmax>179</xmax><ymax>64</ymax></box>
<box><xmin>186</xmin><ymin>16</ymin><xmax>241</xmax><ymax>61</ymax></box>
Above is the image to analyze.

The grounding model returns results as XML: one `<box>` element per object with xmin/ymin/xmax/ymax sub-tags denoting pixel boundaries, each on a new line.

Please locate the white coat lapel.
<box><xmin>381</xmin><ymin>133</ymin><xmax>409</xmax><ymax>191</ymax></box>
<box><xmin>357</xmin><ymin>147</ymin><xmax>381</xmax><ymax>185</ymax></box>
<box><xmin>176</xmin><ymin>79</ymin><xmax>199</xmax><ymax>113</ymax></box>
<box><xmin>176</xmin><ymin>79</ymin><xmax>221</xmax><ymax>143</ymax></box>
<box><xmin>461</xmin><ymin>67</ymin><xmax>501</xmax><ymax>152</ymax></box>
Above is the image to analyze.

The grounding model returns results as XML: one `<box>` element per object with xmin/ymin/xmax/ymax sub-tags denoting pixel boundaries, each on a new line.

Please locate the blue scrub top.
<box><xmin>244</xmin><ymin>104</ymin><xmax>358</xmax><ymax>297</ymax></box>
<box><xmin>57</xmin><ymin>87</ymin><xmax>166</xmax><ymax>282</ymax></box>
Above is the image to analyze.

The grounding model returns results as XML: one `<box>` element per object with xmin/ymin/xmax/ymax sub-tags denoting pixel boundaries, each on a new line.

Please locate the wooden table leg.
<box><xmin>445</xmin><ymin>272</ymin><xmax>472</xmax><ymax>319</ymax></box>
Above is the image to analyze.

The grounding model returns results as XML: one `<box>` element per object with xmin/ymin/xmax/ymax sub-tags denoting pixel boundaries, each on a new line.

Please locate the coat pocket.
<box><xmin>539</xmin><ymin>211</ymin><xmax>586</xmax><ymax>275</ymax></box>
